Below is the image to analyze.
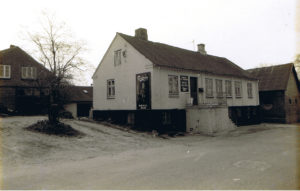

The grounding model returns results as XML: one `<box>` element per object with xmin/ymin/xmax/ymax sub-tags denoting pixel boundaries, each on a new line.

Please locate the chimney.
<box><xmin>197</xmin><ymin>44</ymin><xmax>207</xmax><ymax>55</ymax></box>
<box><xmin>135</xmin><ymin>28</ymin><xmax>148</xmax><ymax>41</ymax></box>
<box><xmin>10</xmin><ymin>45</ymin><xmax>16</xmax><ymax>48</ymax></box>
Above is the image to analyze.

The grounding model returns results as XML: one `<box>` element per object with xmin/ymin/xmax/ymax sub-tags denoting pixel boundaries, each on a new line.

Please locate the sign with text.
<box><xmin>180</xmin><ymin>75</ymin><xmax>189</xmax><ymax>92</ymax></box>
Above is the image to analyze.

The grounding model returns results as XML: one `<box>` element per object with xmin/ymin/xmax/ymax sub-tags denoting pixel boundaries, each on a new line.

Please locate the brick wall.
<box><xmin>0</xmin><ymin>87</ymin><xmax>16</xmax><ymax>110</ymax></box>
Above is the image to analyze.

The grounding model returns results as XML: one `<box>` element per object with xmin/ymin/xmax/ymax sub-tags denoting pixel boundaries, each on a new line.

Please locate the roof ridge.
<box><xmin>247</xmin><ymin>63</ymin><xmax>293</xmax><ymax>71</ymax></box>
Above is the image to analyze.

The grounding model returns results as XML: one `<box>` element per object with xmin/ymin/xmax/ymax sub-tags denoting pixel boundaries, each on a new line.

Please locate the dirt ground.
<box><xmin>0</xmin><ymin>116</ymin><xmax>299</xmax><ymax>189</ymax></box>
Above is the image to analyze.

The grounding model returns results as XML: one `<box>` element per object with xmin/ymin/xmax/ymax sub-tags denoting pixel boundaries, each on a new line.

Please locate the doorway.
<box><xmin>190</xmin><ymin>77</ymin><xmax>198</xmax><ymax>105</ymax></box>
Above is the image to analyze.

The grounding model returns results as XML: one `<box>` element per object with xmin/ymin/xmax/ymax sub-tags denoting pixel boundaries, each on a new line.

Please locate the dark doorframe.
<box><xmin>190</xmin><ymin>77</ymin><xmax>198</xmax><ymax>105</ymax></box>
<box><xmin>136</xmin><ymin>72</ymin><xmax>151</xmax><ymax>110</ymax></box>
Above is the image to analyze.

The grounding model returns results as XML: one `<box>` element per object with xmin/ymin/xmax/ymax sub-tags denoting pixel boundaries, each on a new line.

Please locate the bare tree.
<box><xmin>294</xmin><ymin>54</ymin><xmax>300</xmax><ymax>79</ymax></box>
<box><xmin>28</xmin><ymin>12</ymin><xmax>87</xmax><ymax>124</ymax></box>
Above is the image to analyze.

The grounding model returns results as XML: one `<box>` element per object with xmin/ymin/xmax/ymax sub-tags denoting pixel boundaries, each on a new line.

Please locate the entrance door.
<box><xmin>190</xmin><ymin>77</ymin><xmax>198</xmax><ymax>105</ymax></box>
<box><xmin>136</xmin><ymin>72</ymin><xmax>151</xmax><ymax>110</ymax></box>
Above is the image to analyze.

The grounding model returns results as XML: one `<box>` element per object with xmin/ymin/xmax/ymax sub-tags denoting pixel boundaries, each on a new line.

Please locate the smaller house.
<box><xmin>64</xmin><ymin>86</ymin><xmax>93</xmax><ymax>118</ymax></box>
<box><xmin>0</xmin><ymin>45</ymin><xmax>51</xmax><ymax>114</ymax></box>
<box><xmin>247</xmin><ymin>63</ymin><xmax>300</xmax><ymax>123</ymax></box>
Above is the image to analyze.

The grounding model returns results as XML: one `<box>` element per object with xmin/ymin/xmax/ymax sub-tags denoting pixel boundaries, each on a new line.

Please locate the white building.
<box><xmin>92</xmin><ymin>28</ymin><xmax>260</xmax><ymax>134</ymax></box>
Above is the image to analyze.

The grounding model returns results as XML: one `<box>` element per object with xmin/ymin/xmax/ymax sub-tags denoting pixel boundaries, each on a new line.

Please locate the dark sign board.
<box><xmin>180</xmin><ymin>75</ymin><xmax>189</xmax><ymax>92</ymax></box>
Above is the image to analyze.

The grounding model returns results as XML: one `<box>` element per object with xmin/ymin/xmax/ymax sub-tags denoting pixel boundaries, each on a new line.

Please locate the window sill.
<box><xmin>235</xmin><ymin>96</ymin><xmax>242</xmax><ymax>99</ymax></box>
<box><xmin>0</xmin><ymin>77</ymin><xmax>11</xmax><ymax>79</ymax></box>
<box><xmin>206</xmin><ymin>96</ymin><xmax>214</xmax><ymax>98</ymax></box>
<box><xmin>107</xmin><ymin>97</ymin><xmax>115</xmax><ymax>99</ymax></box>
<box><xmin>226</xmin><ymin>96</ymin><xmax>232</xmax><ymax>98</ymax></box>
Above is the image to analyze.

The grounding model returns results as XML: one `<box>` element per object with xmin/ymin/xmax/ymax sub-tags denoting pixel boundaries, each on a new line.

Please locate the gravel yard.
<box><xmin>0</xmin><ymin>116</ymin><xmax>299</xmax><ymax>189</ymax></box>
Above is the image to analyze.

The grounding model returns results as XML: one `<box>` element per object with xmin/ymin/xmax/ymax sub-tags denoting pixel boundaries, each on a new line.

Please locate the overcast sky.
<box><xmin>0</xmin><ymin>0</ymin><xmax>297</xmax><ymax>85</ymax></box>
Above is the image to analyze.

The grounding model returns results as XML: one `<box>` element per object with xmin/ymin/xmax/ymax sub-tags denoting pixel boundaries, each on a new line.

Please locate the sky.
<box><xmin>0</xmin><ymin>0</ymin><xmax>297</xmax><ymax>86</ymax></box>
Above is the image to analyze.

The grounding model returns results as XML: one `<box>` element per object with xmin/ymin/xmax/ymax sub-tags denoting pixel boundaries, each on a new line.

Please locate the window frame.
<box><xmin>234</xmin><ymin>81</ymin><xmax>242</xmax><ymax>98</ymax></box>
<box><xmin>247</xmin><ymin>82</ymin><xmax>253</xmax><ymax>98</ymax></box>
<box><xmin>107</xmin><ymin>79</ymin><xmax>115</xmax><ymax>99</ymax></box>
<box><xmin>215</xmin><ymin>79</ymin><xmax>223</xmax><ymax>98</ymax></box>
<box><xmin>21</xmin><ymin>67</ymin><xmax>37</xmax><ymax>79</ymax></box>
<box><xmin>168</xmin><ymin>75</ymin><xmax>179</xmax><ymax>97</ymax></box>
<box><xmin>0</xmin><ymin>65</ymin><xmax>11</xmax><ymax>79</ymax></box>
<box><xmin>225</xmin><ymin>80</ymin><xmax>232</xmax><ymax>98</ymax></box>
<box><xmin>205</xmin><ymin>78</ymin><xmax>213</xmax><ymax>98</ymax></box>
<box><xmin>114</xmin><ymin>49</ymin><xmax>122</xmax><ymax>66</ymax></box>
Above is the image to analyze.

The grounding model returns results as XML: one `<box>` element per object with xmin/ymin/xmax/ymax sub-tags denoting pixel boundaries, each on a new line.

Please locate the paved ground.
<box><xmin>0</xmin><ymin>116</ymin><xmax>299</xmax><ymax>189</ymax></box>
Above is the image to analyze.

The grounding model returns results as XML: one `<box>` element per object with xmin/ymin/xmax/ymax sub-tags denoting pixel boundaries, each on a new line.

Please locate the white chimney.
<box><xmin>197</xmin><ymin>44</ymin><xmax>207</xmax><ymax>55</ymax></box>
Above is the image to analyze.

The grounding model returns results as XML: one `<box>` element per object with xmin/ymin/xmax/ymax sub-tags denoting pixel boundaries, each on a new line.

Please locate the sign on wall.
<box><xmin>180</xmin><ymin>75</ymin><xmax>189</xmax><ymax>92</ymax></box>
<box><xmin>136</xmin><ymin>72</ymin><xmax>151</xmax><ymax>110</ymax></box>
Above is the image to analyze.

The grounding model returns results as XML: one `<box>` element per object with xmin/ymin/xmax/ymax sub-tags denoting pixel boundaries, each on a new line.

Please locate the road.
<box><xmin>1</xmin><ymin>117</ymin><xmax>299</xmax><ymax>189</ymax></box>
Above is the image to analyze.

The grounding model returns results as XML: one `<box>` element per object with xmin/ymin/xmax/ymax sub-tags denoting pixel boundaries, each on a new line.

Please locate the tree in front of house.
<box><xmin>28</xmin><ymin>12</ymin><xmax>87</xmax><ymax>124</ymax></box>
<box><xmin>294</xmin><ymin>54</ymin><xmax>300</xmax><ymax>80</ymax></box>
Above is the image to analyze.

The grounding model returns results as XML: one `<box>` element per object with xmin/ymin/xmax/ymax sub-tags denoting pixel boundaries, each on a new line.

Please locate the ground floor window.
<box><xmin>235</xmin><ymin>81</ymin><xmax>242</xmax><ymax>98</ymax></box>
<box><xmin>205</xmin><ymin>78</ymin><xmax>213</xmax><ymax>97</ymax></box>
<box><xmin>107</xmin><ymin>79</ymin><xmax>115</xmax><ymax>99</ymax></box>
<box><xmin>247</xmin><ymin>82</ymin><xmax>253</xmax><ymax>98</ymax></box>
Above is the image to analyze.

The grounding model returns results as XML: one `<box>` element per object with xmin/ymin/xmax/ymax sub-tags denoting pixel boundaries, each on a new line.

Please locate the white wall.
<box><xmin>186</xmin><ymin>106</ymin><xmax>236</xmax><ymax>135</ymax></box>
<box><xmin>152</xmin><ymin>67</ymin><xmax>259</xmax><ymax>109</ymax></box>
<box><xmin>64</xmin><ymin>103</ymin><xmax>77</xmax><ymax>118</ymax></box>
<box><xmin>93</xmin><ymin>34</ymin><xmax>153</xmax><ymax>110</ymax></box>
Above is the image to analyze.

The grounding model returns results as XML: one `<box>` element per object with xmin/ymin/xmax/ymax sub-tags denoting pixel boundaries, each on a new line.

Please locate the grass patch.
<box><xmin>26</xmin><ymin>120</ymin><xmax>84</xmax><ymax>137</ymax></box>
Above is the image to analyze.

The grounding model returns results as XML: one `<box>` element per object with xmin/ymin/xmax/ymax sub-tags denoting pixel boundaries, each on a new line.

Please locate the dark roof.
<box><xmin>0</xmin><ymin>45</ymin><xmax>51</xmax><ymax>87</ymax></box>
<box><xmin>118</xmin><ymin>33</ymin><xmax>255</xmax><ymax>80</ymax></box>
<box><xmin>67</xmin><ymin>86</ymin><xmax>93</xmax><ymax>102</ymax></box>
<box><xmin>247</xmin><ymin>63</ymin><xmax>299</xmax><ymax>91</ymax></box>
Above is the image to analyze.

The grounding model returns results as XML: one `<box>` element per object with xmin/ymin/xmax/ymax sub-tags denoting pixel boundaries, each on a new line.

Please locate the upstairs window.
<box><xmin>235</xmin><ymin>81</ymin><xmax>242</xmax><ymax>98</ymax></box>
<box><xmin>247</xmin><ymin>82</ymin><xmax>253</xmax><ymax>98</ymax></box>
<box><xmin>22</xmin><ymin>67</ymin><xmax>37</xmax><ymax>79</ymax></box>
<box><xmin>107</xmin><ymin>79</ymin><xmax>115</xmax><ymax>99</ymax></box>
<box><xmin>168</xmin><ymin>75</ymin><xmax>179</xmax><ymax>97</ymax></box>
<box><xmin>215</xmin><ymin>79</ymin><xmax>223</xmax><ymax>98</ymax></box>
<box><xmin>0</xmin><ymin>65</ymin><xmax>11</xmax><ymax>79</ymax></box>
<box><xmin>225</xmin><ymin>80</ymin><xmax>232</xmax><ymax>97</ymax></box>
<box><xmin>114</xmin><ymin>49</ymin><xmax>121</xmax><ymax>66</ymax></box>
<box><xmin>205</xmin><ymin>78</ymin><xmax>213</xmax><ymax>98</ymax></box>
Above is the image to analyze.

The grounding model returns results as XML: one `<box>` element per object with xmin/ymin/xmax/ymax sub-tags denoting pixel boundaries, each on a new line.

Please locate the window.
<box><xmin>168</xmin><ymin>75</ymin><xmax>179</xmax><ymax>97</ymax></box>
<box><xmin>215</xmin><ymin>79</ymin><xmax>223</xmax><ymax>97</ymax></box>
<box><xmin>0</xmin><ymin>65</ymin><xmax>11</xmax><ymax>78</ymax></box>
<box><xmin>205</xmin><ymin>78</ymin><xmax>213</xmax><ymax>97</ymax></box>
<box><xmin>235</xmin><ymin>81</ymin><xmax>242</xmax><ymax>98</ymax></box>
<box><xmin>107</xmin><ymin>79</ymin><xmax>115</xmax><ymax>99</ymax></box>
<box><xmin>114</xmin><ymin>50</ymin><xmax>121</xmax><ymax>66</ymax></box>
<box><xmin>225</xmin><ymin>80</ymin><xmax>232</xmax><ymax>97</ymax></box>
<box><xmin>22</xmin><ymin>67</ymin><xmax>37</xmax><ymax>79</ymax></box>
<box><xmin>247</xmin><ymin>82</ymin><xmax>253</xmax><ymax>98</ymax></box>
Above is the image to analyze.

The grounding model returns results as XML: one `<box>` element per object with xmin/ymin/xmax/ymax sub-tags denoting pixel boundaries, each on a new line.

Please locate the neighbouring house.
<box><xmin>247</xmin><ymin>63</ymin><xmax>300</xmax><ymax>123</ymax></box>
<box><xmin>92</xmin><ymin>28</ymin><xmax>260</xmax><ymax>134</ymax></box>
<box><xmin>0</xmin><ymin>45</ymin><xmax>51</xmax><ymax>114</ymax></box>
<box><xmin>64</xmin><ymin>86</ymin><xmax>93</xmax><ymax>118</ymax></box>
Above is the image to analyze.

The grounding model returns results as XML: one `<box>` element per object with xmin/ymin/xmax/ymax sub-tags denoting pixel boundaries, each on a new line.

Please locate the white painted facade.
<box><xmin>93</xmin><ymin>34</ymin><xmax>153</xmax><ymax>110</ymax></box>
<box><xmin>93</xmin><ymin>33</ymin><xmax>259</xmax><ymax>111</ymax></box>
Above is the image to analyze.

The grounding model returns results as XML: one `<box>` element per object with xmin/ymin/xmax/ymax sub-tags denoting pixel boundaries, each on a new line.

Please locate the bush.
<box><xmin>26</xmin><ymin>120</ymin><xmax>83</xmax><ymax>137</ymax></box>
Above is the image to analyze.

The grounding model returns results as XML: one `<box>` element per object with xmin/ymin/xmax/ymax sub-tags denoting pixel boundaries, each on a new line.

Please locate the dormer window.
<box><xmin>22</xmin><ymin>67</ymin><xmax>37</xmax><ymax>79</ymax></box>
<box><xmin>0</xmin><ymin>65</ymin><xmax>11</xmax><ymax>79</ymax></box>
<box><xmin>114</xmin><ymin>49</ymin><xmax>121</xmax><ymax>66</ymax></box>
